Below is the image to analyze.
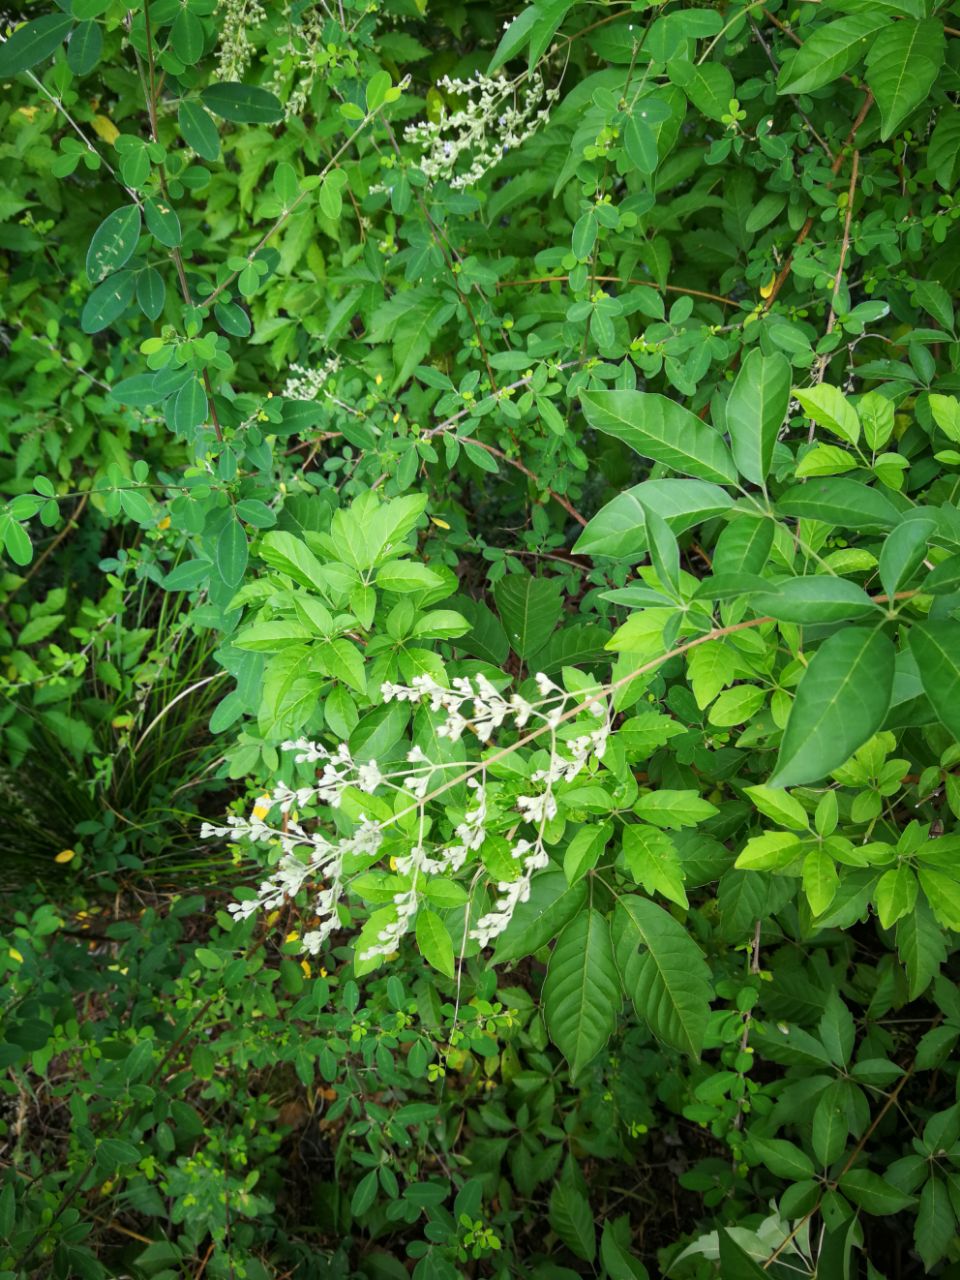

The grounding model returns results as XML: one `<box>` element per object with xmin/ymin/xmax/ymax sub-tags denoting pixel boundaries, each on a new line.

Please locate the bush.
<box><xmin>2</xmin><ymin>0</ymin><xmax>960</xmax><ymax>1276</ymax></box>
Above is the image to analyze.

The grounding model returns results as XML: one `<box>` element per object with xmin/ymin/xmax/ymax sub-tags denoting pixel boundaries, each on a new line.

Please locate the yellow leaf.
<box><xmin>157</xmin><ymin>516</ymin><xmax>171</xmax><ymax>530</ymax></box>
<box><xmin>430</xmin><ymin>516</ymin><xmax>450</xmax><ymax>529</ymax></box>
<box><xmin>55</xmin><ymin>848</ymin><xmax>76</xmax><ymax>864</ymax></box>
<box><xmin>18</xmin><ymin>106</ymin><xmax>38</xmax><ymax>121</ymax></box>
<box><xmin>285</xmin><ymin>930</ymin><xmax>299</xmax><ymax>943</ymax></box>
<box><xmin>92</xmin><ymin>114</ymin><xmax>119</xmax><ymax>144</ymax></box>
<box><xmin>759</xmin><ymin>273</ymin><xmax>776</xmax><ymax>300</ymax></box>
<box><xmin>300</xmin><ymin>959</ymin><xmax>311</xmax><ymax>978</ymax></box>
<box><xmin>8</xmin><ymin>948</ymin><xmax>23</xmax><ymax>964</ymax></box>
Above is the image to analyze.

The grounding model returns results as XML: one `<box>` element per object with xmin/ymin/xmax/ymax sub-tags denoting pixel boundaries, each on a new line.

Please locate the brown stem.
<box><xmin>762</xmin><ymin>1062</ymin><xmax>916</xmax><ymax>1269</ymax></box>
<box><xmin>763</xmin><ymin>91</ymin><xmax>873</xmax><ymax>312</ymax></box>
<box><xmin>498</xmin><ymin>274</ymin><xmax>735</xmax><ymax>307</ymax></box>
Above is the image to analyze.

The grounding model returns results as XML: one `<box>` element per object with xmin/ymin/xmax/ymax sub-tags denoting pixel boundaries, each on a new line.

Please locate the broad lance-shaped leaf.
<box><xmin>750</xmin><ymin>576</ymin><xmax>880</xmax><ymax>625</ymax></box>
<box><xmin>543</xmin><ymin>909</ymin><xmax>621</xmax><ymax>1080</ymax></box>
<box><xmin>909</xmin><ymin>619</ymin><xmax>960</xmax><ymax>740</ymax></box>
<box><xmin>866</xmin><ymin>19</ymin><xmax>944</xmax><ymax>141</ymax></box>
<box><xmin>580</xmin><ymin>390</ymin><xmax>737</xmax><ymax>486</ymax></box>
<box><xmin>86</xmin><ymin>205</ymin><xmax>142</xmax><ymax>284</ymax></box>
<box><xmin>771</xmin><ymin>627</ymin><xmax>895</xmax><ymax>788</ymax></box>
<box><xmin>493</xmin><ymin>570</ymin><xmax>563</xmax><ymax>658</ymax></box>
<box><xmin>612</xmin><ymin>895</ymin><xmax>712</xmax><ymax>1059</ymax></box>
<box><xmin>573</xmin><ymin>478</ymin><xmax>732</xmax><ymax>560</ymax></box>
<box><xmin>0</xmin><ymin>13</ymin><xmax>73</xmax><ymax>76</ymax></box>
<box><xmin>777</xmin><ymin>477</ymin><xmax>899</xmax><ymax>531</ymax></box>
<box><xmin>777</xmin><ymin>12</ymin><xmax>886</xmax><ymax>95</ymax></box>
<box><xmin>724</xmin><ymin>349</ymin><xmax>791</xmax><ymax>486</ymax></box>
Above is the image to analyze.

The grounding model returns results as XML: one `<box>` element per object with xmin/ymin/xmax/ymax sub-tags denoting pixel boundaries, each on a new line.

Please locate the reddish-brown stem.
<box><xmin>763</xmin><ymin>91</ymin><xmax>873</xmax><ymax>311</ymax></box>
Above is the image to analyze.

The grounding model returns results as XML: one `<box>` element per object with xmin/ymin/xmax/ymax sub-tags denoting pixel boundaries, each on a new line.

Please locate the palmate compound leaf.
<box><xmin>543</xmin><ymin>909</ymin><xmax>622</xmax><ymax>1080</ymax></box>
<box><xmin>612</xmin><ymin>895</ymin><xmax>712</xmax><ymax>1059</ymax></box>
<box><xmin>771</xmin><ymin>627</ymin><xmax>895</xmax><ymax>788</ymax></box>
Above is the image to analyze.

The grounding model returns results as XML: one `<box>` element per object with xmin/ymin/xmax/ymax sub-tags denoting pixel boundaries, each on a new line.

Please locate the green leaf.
<box><xmin>875</xmin><ymin>864</ymin><xmax>917</xmax><ymax>929</ymax></box>
<box><xmin>170</xmin><ymin>8</ymin><xmax>204</xmax><ymax>65</ymax></box>
<box><xmin>748</xmin><ymin>1136</ymin><xmax>815</xmax><ymax>1181</ymax></box>
<box><xmin>777</xmin><ymin>13</ymin><xmax>886</xmax><ymax>94</ymax></box>
<box><xmin>717</xmin><ymin>1228</ymin><xmax>768</xmax><ymax>1278</ymax></box>
<box><xmin>367</xmin><ymin>287</ymin><xmax>446</xmax><ymax>388</ymax></box>
<box><xmin>3</xmin><ymin>518</ymin><xmax>33</xmax><ymax>566</ymax></box>
<box><xmin>217</xmin><ymin>516</ymin><xmax>248</xmax><ymax>588</ymax></box>
<box><xmin>713</xmin><ymin>515</ymin><xmax>774</xmax><ymax>576</ymax></box>
<box><xmin>491</xmin><ymin>871</ymin><xmax>586</xmax><ymax>964</ymax></box>
<box><xmin>543</xmin><ymin>910</ymin><xmax>621</xmax><ymax>1080</ymax></box>
<box><xmin>776</xmin><ymin>478</ymin><xmax>899</xmax><ymax>531</ymax></box>
<box><xmin>66</xmin><ymin>20</ymin><xmax>102</xmax><ymax>75</ymax></box>
<box><xmin>866</xmin><ymin>19</ymin><xmax>945</xmax><ymax>141</ymax></box>
<box><xmin>633</xmin><ymin>790</ymin><xmax>718</xmax><ymax>831</ymax></box>
<box><xmin>179</xmin><ymin>100</ymin><xmax>221</xmax><ymax>161</ymax></box>
<box><xmin>201</xmin><ymin>82</ymin><xmax>284</xmax><ymax>124</ymax></box>
<box><xmin>793</xmin><ymin>384</ymin><xmax>860</xmax><ymax>446</ymax></box>
<box><xmin>137</xmin><ymin>267</ymin><xmax>165</xmax><ymax>320</ymax></box>
<box><xmin>564</xmin><ymin>822</ymin><xmax>612</xmax><ymax>886</ymax></box>
<box><xmin>95</xmin><ymin>1138</ymin><xmax>141</xmax><ymax>1172</ymax></box>
<box><xmin>581</xmin><ymin>391</ymin><xmax>737</xmax><ymax>485</ymax></box>
<box><xmin>171</xmin><ymin>378</ymin><xmax>207</xmax><ymax>434</ymax></box>
<box><xmin>744</xmin><ymin>785</ymin><xmax>809</xmax><ymax>831</ymax></box>
<box><xmin>725</xmin><ymin>350</ymin><xmax>791</xmax><ymax>486</ymax></box>
<box><xmin>494</xmin><ymin>571</ymin><xmax>563</xmax><ymax>658</ymax></box>
<box><xmin>600</xmin><ymin>1220</ymin><xmax>650</xmax><ymax>1280</ymax></box>
<box><xmin>803</xmin><ymin>847</ymin><xmax>839</xmax><ymax>916</ymax></box>
<box><xmin>259</xmin><ymin>531</ymin><xmax>327</xmax><ymax>591</ymax></box>
<box><xmin>813</xmin><ymin>1080</ymin><xmax>849</xmax><ymax>1164</ymax></box>
<box><xmin>916</xmin><ymin>1175</ymin><xmax>956</xmax><ymax>1270</ymax></box>
<box><xmin>365</xmin><ymin>69</ymin><xmax>392</xmax><ymax>113</ymax></box>
<box><xmin>897</xmin><ymin>895</ymin><xmax>946</xmax><ymax>999</ymax></box>
<box><xmin>574</xmin><ymin>479</ymin><xmax>733</xmax><ymax>560</ymax></box>
<box><xmin>548</xmin><ymin>1181</ymin><xmax>595</xmax><ymax>1262</ymax></box>
<box><xmin>668</xmin><ymin>59</ymin><xmax>735</xmax><ymax>122</ymax></box>
<box><xmin>625</xmin><ymin>111</ymin><xmax>658</xmax><ymax>174</ymax></box>
<box><xmin>81</xmin><ymin>270</ymin><xmax>136</xmax><ymax>333</ymax></box>
<box><xmin>839</xmin><ymin>1168</ymin><xmax>917</xmax><ymax>1214</ymax></box>
<box><xmin>613</xmin><ymin>895</ymin><xmax>712</xmax><ymax>1058</ymax></box>
<box><xmin>772</xmin><ymin>627</ymin><xmax>895</xmax><ymax>787</ymax></box>
<box><xmin>879</xmin><ymin>517</ymin><xmax>937</xmax><ymax>599</ymax></box>
<box><xmin>0</xmin><ymin>14</ymin><xmax>73</xmax><ymax>76</ymax></box>
<box><xmin>909</xmin><ymin>620</ymin><xmax>960</xmax><ymax>740</ymax></box>
<box><xmin>752</xmin><ymin>576</ymin><xmax>880</xmax><ymax>624</ymax></box>
<box><xmin>415</xmin><ymin>908</ymin><xmax>455</xmax><ymax>978</ymax></box>
<box><xmin>488</xmin><ymin>5</ymin><xmax>538</xmax><ymax>72</ymax></box>
<box><xmin>622</xmin><ymin>824</ymin><xmax>687</xmax><ymax>907</ymax></box>
<box><xmin>375</xmin><ymin>561</ymin><xmax>445</xmax><ymax>593</ymax></box>
<box><xmin>144</xmin><ymin>196</ymin><xmax>182</xmax><ymax>248</ymax></box>
<box><xmin>86</xmin><ymin>205</ymin><xmax>141</xmax><ymax>284</ymax></box>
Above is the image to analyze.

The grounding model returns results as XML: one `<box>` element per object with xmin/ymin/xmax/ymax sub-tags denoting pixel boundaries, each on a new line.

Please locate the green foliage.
<box><xmin>3</xmin><ymin>0</ymin><xmax>960</xmax><ymax>1275</ymax></box>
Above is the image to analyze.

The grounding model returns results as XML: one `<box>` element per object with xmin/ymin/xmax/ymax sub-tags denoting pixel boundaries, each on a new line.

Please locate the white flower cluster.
<box><xmin>206</xmin><ymin>673</ymin><xmax>610</xmax><ymax>963</ymax></box>
<box><xmin>281</xmin><ymin>355</ymin><xmax>342</xmax><ymax>401</ymax></box>
<box><xmin>266</xmin><ymin>5</ymin><xmax>333</xmax><ymax>119</ymax></box>
<box><xmin>214</xmin><ymin>0</ymin><xmax>267</xmax><ymax>83</ymax></box>
<box><xmin>403</xmin><ymin>71</ymin><xmax>560</xmax><ymax>190</ymax></box>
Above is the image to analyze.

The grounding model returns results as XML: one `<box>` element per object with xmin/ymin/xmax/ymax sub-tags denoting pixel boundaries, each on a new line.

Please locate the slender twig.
<box><xmin>810</xmin><ymin>148</ymin><xmax>860</xmax><ymax>421</ymax></box>
<box><xmin>762</xmin><ymin>1062</ymin><xmax>916</xmax><ymax>1269</ymax></box>
<box><xmin>825</xmin><ymin>149</ymin><xmax>860</xmax><ymax>338</ymax></box>
<box><xmin>498</xmin><ymin>274</ymin><xmax>735</xmax><ymax>307</ymax></box>
<box><xmin>197</xmin><ymin>108</ymin><xmax>387</xmax><ymax>311</ymax></box>
<box><xmin>763</xmin><ymin>91</ymin><xmax>873</xmax><ymax>311</ymax></box>
<box><xmin>0</xmin><ymin>494</ymin><xmax>88</xmax><ymax>609</ymax></box>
